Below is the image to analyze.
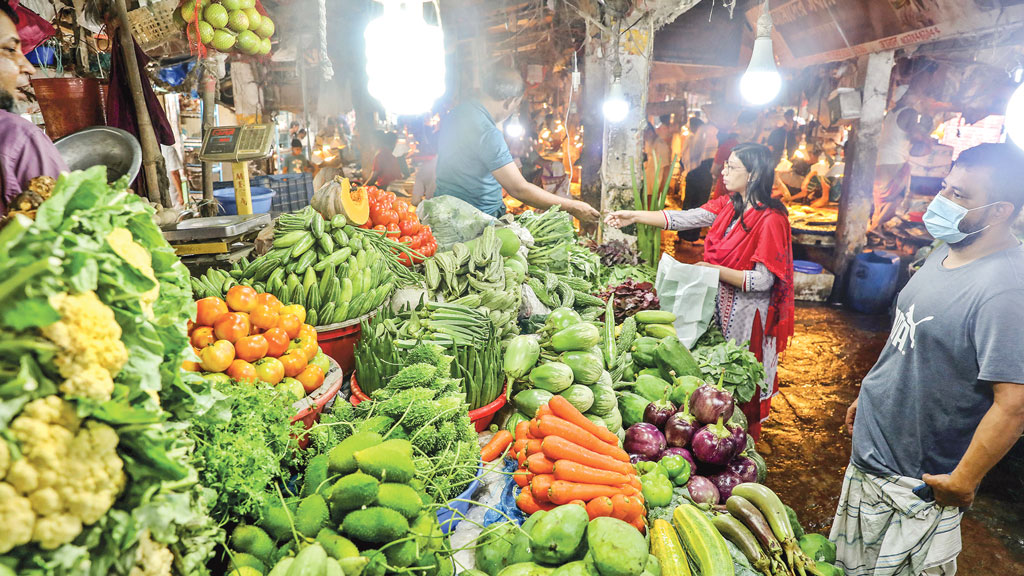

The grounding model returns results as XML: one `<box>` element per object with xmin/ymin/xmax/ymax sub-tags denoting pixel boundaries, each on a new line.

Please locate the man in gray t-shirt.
<box><xmin>831</xmin><ymin>143</ymin><xmax>1024</xmax><ymax>576</ymax></box>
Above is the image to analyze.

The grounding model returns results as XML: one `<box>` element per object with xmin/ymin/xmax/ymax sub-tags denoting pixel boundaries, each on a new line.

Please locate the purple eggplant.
<box><xmin>708</xmin><ymin>469</ymin><xmax>743</xmax><ymax>502</ymax></box>
<box><xmin>630</xmin><ymin>454</ymin><xmax>656</xmax><ymax>464</ymax></box>
<box><xmin>691</xmin><ymin>416</ymin><xmax>737</xmax><ymax>466</ymax></box>
<box><xmin>643</xmin><ymin>398</ymin><xmax>677</xmax><ymax>429</ymax></box>
<box><xmin>664</xmin><ymin>408</ymin><xmax>699</xmax><ymax>449</ymax></box>
<box><xmin>689</xmin><ymin>379</ymin><xmax>735</xmax><ymax>425</ymax></box>
<box><xmin>686</xmin><ymin>475</ymin><xmax>720</xmax><ymax>506</ymax></box>
<box><xmin>727</xmin><ymin>456</ymin><xmax>759</xmax><ymax>484</ymax></box>
<box><xmin>624</xmin><ymin>423</ymin><xmax>667</xmax><ymax>459</ymax></box>
<box><xmin>660</xmin><ymin>447</ymin><xmax>696</xmax><ymax>471</ymax></box>
<box><xmin>727</xmin><ymin>424</ymin><xmax>747</xmax><ymax>459</ymax></box>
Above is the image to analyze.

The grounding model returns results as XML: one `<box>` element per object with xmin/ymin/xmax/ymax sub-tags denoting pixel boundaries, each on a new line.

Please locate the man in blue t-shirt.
<box><xmin>435</xmin><ymin>66</ymin><xmax>599</xmax><ymax>222</ymax></box>
<box><xmin>831</xmin><ymin>143</ymin><xmax>1024</xmax><ymax>576</ymax></box>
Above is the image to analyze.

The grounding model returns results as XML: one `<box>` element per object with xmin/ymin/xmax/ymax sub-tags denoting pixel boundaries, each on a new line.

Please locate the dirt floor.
<box><xmin>670</xmin><ymin>236</ymin><xmax>1024</xmax><ymax>574</ymax></box>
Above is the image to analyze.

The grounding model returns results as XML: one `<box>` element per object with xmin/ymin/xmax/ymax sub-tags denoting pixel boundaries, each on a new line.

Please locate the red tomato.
<box><xmin>235</xmin><ymin>334</ymin><xmax>269</xmax><ymax>362</ymax></box>
<box><xmin>226</xmin><ymin>359</ymin><xmax>258</xmax><ymax>383</ymax></box>
<box><xmin>398</xmin><ymin>217</ymin><xmax>421</xmax><ymax>237</ymax></box>
<box><xmin>393</xmin><ymin>199</ymin><xmax>412</xmax><ymax>213</ymax></box>
<box><xmin>263</xmin><ymin>327</ymin><xmax>291</xmax><ymax>357</ymax></box>
<box><xmin>225</xmin><ymin>285</ymin><xmax>258</xmax><ymax>313</ymax></box>
<box><xmin>280</xmin><ymin>350</ymin><xmax>308</xmax><ymax>378</ymax></box>
<box><xmin>213</xmin><ymin>312</ymin><xmax>251</xmax><ymax>344</ymax></box>
<box><xmin>372</xmin><ymin>225</ymin><xmax>387</xmax><ymax>235</ymax></box>
<box><xmin>200</xmin><ymin>340</ymin><xmax>235</xmax><ymax>372</ymax></box>
<box><xmin>386</xmin><ymin>223</ymin><xmax>401</xmax><ymax>239</ymax></box>
<box><xmin>383</xmin><ymin>191</ymin><xmax>397</xmax><ymax>205</ymax></box>
<box><xmin>369</xmin><ymin>202</ymin><xmax>385</xmax><ymax>224</ymax></box>
<box><xmin>297</xmin><ymin>364</ymin><xmax>326</xmax><ymax>393</ymax></box>
<box><xmin>380</xmin><ymin>209</ymin><xmax>399</xmax><ymax>227</ymax></box>
<box><xmin>277</xmin><ymin>314</ymin><xmax>302</xmax><ymax>339</ymax></box>
<box><xmin>250</xmin><ymin>304</ymin><xmax>280</xmax><ymax>331</ymax></box>
<box><xmin>398</xmin><ymin>235</ymin><xmax>413</xmax><ymax>245</ymax></box>
<box><xmin>196</xmin><ymin>297</ymin><xmax>228</xmax><ymax>327</ymax></box>
<box><xmin>358</xmin><ymin>220</ymin><xmax>373</xmax><ymax>229</ymax></box>
<box><xmin>254</xmin><ymin>357</ymin><xmax>285</xmax><ymax>385</ymax></box>
<box><xmin>279</xmin><ymin>304</ymin><xmax>306</xmax><ymax>324</ymax></box>
<box><xmin>397</xmin><ymin>252</ymin><xmax>412</xmax><ymax>266</ymax></box>
<box><xmin>190</xmin><ymin>326</ymin><xmax>216</xmax><ymax>349</ymax></box>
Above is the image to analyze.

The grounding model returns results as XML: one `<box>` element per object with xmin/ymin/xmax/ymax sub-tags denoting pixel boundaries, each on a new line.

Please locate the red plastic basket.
<box><xmin>290</xmin><ymin>358</ymin><xmax>344</xmax><ymax>448</ymax></box>
<box><xmin>350</xmin><ymin>373</ymin><xmax>504</xmax><ymax>431</ymax></box>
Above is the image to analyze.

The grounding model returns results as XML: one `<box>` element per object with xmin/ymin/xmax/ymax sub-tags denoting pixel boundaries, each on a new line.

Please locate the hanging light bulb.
<box><xmin>1006</xmin><ymin>66</ymin><xmax>1024</xmax><ymax>149</ymax></box>
<box><xmin>603</xmin><ymin>78</ymin><xmax>629</xmax><ymax>122</ymax></box>
<box><xmin>740</xmin><ymin>1</ymin><xmax>782</xmax><ymax>106</ymax></box>
<box><xmin>365</xmin><ymin>0</ymin><xmax>446</xmax><ymax>115</ymax></box>
<box><xmin>505</xmin><ymin>115</ymin><xmax>525</xmax><ymax>138</ymax></box>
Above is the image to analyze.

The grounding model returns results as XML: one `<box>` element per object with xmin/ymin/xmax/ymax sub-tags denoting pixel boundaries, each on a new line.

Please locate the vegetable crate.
<box><xmin>251</xmin><ymin>174</ymin><xmax>315</xmax><ymax>216</ymax></box>
<box><xmin>290</xmin><ymin>356</ymin><xmax>344</xmax><ymax>448</ymax></box>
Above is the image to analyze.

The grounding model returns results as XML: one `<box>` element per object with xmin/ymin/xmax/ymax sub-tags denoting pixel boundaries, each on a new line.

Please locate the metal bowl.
<box><xmin>54</xmin><ymin>126</ymin><xmax>142</xmax><ymax>184</ymax></box>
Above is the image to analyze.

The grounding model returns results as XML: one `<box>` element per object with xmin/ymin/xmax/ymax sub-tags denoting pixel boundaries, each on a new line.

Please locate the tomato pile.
<box><xmin>359</xmin><ymin>185</ymin><xmax>438</xmax><ymax>264</ymax></box>
<box><xmin>185</xmin><ymin>286</ymin><xmax>330</xmax><ymax>396</ymax></box>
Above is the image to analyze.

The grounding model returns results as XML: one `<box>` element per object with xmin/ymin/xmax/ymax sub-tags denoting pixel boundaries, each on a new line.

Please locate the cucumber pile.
<box><xmin>191</xmin><ymin>207</ymin><xmax>409</xmax><ymax>326</ymax></box>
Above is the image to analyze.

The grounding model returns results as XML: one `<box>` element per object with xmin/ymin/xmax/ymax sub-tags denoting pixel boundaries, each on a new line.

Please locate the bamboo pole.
<box><xmin>201</xmin><ymin>57</ymin><xmax>217</xmax><ymax>217</ymax></box>
<box><xmin>111</xmin><ymin>0</ymin><xmax>166</xmax><ymax>206</ymax></box>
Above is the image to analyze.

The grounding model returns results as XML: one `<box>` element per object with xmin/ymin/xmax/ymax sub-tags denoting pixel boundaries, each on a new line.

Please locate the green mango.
<box><xmin>637</xmin><ymin>369</ymin><xmax>663</xmax><ymax>379</ymax></box>
<box><xmin>550</xmin><ymin>561</ymin><xmax>593</xmax><ymax>576</ymax></box>
<box><xmin>496</xmin><ymin>563</ymin><xmax>556</xmax><ymax>576</ymax></box>
<box><xmin>530</xmin><ymin>505</ymin><xmax>589</xmax><ymax>565</ymax></box>
<box><xmin>463</xmin><ymin>570</ymin><xmax>491</xmax><ymax>576</ymax></box>
<box><xmin>477</xmin><ymin>523</ymin><xmax>519</xmax><ymax>576</ymax></box>
<box><xmin>510</xmin><ymin>510</ymin><xmax>546</xmax><ymax>565</ymax></box>
<box><xmin>633</xmin><ymin>374</ymin><xmax>671</xmax><ymax>402</ymax></box>
<box><xmin>640</xmin><ymin>555</ymin><xmax>661</xmax><ymax>576</ymax></box>
<box><xmin>616</xmin><ymin>391</ymin><xmax>649</xmax><ymax>429</ymax></box>
<box><xmin>586</xmin><ymin>517</ymin><xmax>648</xmax><ymax>576</ymax></box>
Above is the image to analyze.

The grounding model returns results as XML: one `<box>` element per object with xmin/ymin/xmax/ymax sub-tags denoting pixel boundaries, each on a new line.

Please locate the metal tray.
<box><xmin>161</xmin><ymin>213</ymin><xmax>271</xmax><ymax>243</ymax></box>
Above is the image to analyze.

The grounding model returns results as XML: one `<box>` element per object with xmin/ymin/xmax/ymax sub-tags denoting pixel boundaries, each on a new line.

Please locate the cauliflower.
<box><xmin>130</xmin><ymin>530</ymin><xmax>173</xmax><ymax>576</ymax></box>
<box><xmin>0</xmin><ymin>439</ymin><xmax>9</xmax><ymax>480</ymax></box>
<box><xmin>39</xmin><ymin>291</ymin><xmax>129</xmax><ymax>401</ymax></box>
<box><xmin>3</xmin><ymin>396</ymin><xmax>125</xmax><ymax>550</ymax></box>
<box><xmin>0</xmin><ymin>482</ymin><xmax>34</xmax><ymax>553</ymax></box>
<box><xmin>106</xmin><ymin>227</ymin><xmax>159</xmax><ymax>318</ymax></box>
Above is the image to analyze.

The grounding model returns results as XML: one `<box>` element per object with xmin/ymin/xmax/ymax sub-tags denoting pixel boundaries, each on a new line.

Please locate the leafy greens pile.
<box><xmin>0</xmin><ymin>168</ymin><xmax>220</xmax><ymax>575</ymax></box>
<box><xmin>692</xmin><ymin>326</ymin><xmax>766</xmax><ymax>404</ymax></box>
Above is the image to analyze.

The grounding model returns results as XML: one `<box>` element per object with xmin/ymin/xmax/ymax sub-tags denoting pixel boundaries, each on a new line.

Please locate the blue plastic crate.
<box><xmin>251</xmin><ymin>174</ymin><xmax>315</xmax><ymax>215</ymax></box>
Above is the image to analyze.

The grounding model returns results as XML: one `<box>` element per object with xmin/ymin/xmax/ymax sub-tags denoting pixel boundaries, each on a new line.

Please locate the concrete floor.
<box><xmin>669</xmin><ymin>236</ymin><xmax>1024</xmax><ymax>574</ymax></box>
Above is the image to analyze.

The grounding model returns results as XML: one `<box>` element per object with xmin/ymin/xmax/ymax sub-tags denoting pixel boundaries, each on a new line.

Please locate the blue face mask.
<box><xmin>922</xmin><ymin>194</ymin><xmax>997</xmax><ymax>244</ymax></box>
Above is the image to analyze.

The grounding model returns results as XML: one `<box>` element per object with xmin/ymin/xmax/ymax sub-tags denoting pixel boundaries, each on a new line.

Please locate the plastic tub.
<box><xmin>290</xmin><ymin>356</ymin><xmax>344</xmax><ymax>449</ymax></box>
<box><xmin>847</xmin><ymin>249</ymin><xmax>901</xmax><ymax>314</ymax></box>
<box><xmin>437</xmin><ymin>462</ymin><xmax>483</xmax><ymax>534</ymax></box>
<box><xmin>31</xmin><ymin>77</ymin><xmax>105</xmax><ymax>140</ymax></box>
<box><xmin>214</xmin><ymin>187</ymin><xmax>275</xmax><ymax>215</ymax></box>
<box><xmin>28</xmin><ymin>46</ymin><xmax>55</xmax><ymax>67</ymax></box>
<box><xmin>793</xmin><ymin>260</ymin><xmax>823</xmax><ymax>275</ymax></box>
<box><xmin>317</xmin><ymin>304</ymin><xmax>386</xmax><ymax>376</ymax></box>
<box><xmin>469</xmin><ymin>386</ymin><xmax>507</xmax><ymax>432</ymax></box>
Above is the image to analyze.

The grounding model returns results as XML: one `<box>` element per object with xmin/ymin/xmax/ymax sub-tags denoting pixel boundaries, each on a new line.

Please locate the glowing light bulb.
<box><xmin>365</xmin><ymin>0</ymin><xmax>445</xmax><ymax>115</ymax></box>
<box><xmin>505</xmin><ymin>115</ymin><xmax>524</xmax><ymax>138</ymax></box>
<box><xmin>1006</xmin><ymin>81</ymin><xmax>1024</xmax><ymax>149</ymax></box>
<box><xmin>740</xmin><ymin>8</ymin><xmax>781</xmax><ymax>106</ymax></box>
<box><xmin>603</xmin><ymin>79</ymin><xmax>629</xmax><ymax>123</ymax></box>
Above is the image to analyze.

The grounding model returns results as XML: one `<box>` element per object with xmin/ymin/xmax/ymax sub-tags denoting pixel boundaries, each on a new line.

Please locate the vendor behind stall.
<box><xmin>435</xmin><ymin>66</ymin><xmax>599</xmax><ymax>222</ymax></box>
<box><xmin>0</xmin><ymin>0</ymin><xmax>67</xmax><ymax>215</ymax></box>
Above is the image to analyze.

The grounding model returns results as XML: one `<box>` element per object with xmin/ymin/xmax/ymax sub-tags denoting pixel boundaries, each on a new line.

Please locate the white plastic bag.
<box><xmin>417</xmin><ymin>196</ymin><xmax>497</xmax><ymax>252</ymax></box>
<box><xmin>654</xmin><ymin>253</ymin><xmax>719</xmax><ymax>348</ymax></box>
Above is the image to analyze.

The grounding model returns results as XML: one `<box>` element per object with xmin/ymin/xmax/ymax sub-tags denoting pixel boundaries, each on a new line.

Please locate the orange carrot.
<box><xmin>549</xmin><ymin>395</ymin><xmax>620</xmax><ymax>445</ymax></box>
<box><xmin>552</xmin><ymin>460</ymin><xmax>631</xmax><ymax>486</ymax></box>
<box><xmin>609</xmin><ymin>494</ymin><xmax>633</xmax><ymax>521</ymax></box>
<box><xmin>536</xmin><ymin>404</ymin><xmax>553</xmax><ymax>418</ymax></box>
<box><xmin>515</xmin><ymin>420</ymin><xmax>531</xmax><ymax>440</ymax></box>
<box><xmin>568</xmin><ymin>499</ymin><xmax>587</xmax><ymax>508</ymax></box>
<box><xmin>512</xmin><ymin>439</ymin><xmax>526</xmax><ymax>454</ymax></box>
<box><xmin>531</xmin><ymin>474</ymin><xmax>555</xmax><ymax>503</ymax></box>
<box><xmin>529</xmin><ymin>418</ymin><xmax>543</xmax><ymax>438</ymax></box>
<box><xmin>482</xmin><ymin>430</ymin><xmax>514</xmax><ymax>462</ymax></box>
<box><xmin>586</xmin><ymin>496</ymin><xmax>614</xmax><ymax>520</ymax></box>
<box><xmin>547</xmin><ymin>480</ymin><xmax>623</xmax><ymax>505</ymax></box>
<box><xmin>526</xmin><ymin>453</ymin><xmax>555</xmax><ymax>474</ymax></box>
<box><xmin>628</xmin><ymin>476</ymin><xmax>642</xmax><ymax>491</ymax></box>
<box><xmin>516</xmin><ymin>449</ymin><xmax>527</xmax><ymax>466</ymax></box>
<box><xmin>621</xmin><ymin>484</ymin><xmax>641</xmax><ymax>497</ymax></box>
<box><xmin>513</xmin><ymin>468</ymin><xmax>531</xmax><ymax>488</ymax></box>
<box><xmin>525</xmin><ymin>439</ymin><xmax>543</xmax><ymax>456</ymax></box>
<box><xmin>624</xmin><ymin>494</ymin><xmax>646</xmax><ymax>522</ymax></box>
<box><xmin>628</xmin><ymin>516</ymin><xmax>647</xmax><ymax>534</ymax></box>
<box><xmin>540</xmin><ymin>436</ymin><xmax>634</xmax><ymax>475</ymax></box>
<box><xmin>517</xmin><ymin>489</ymin><xmax>554</xmax><ymax>514</ymax></box>
<box><xmin>537</xmin><ymin>416</ymin><xmax>630</xmax><ymax>463</ymax></box>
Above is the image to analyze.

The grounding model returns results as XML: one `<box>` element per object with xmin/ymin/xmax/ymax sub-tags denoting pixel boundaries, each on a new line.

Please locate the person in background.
<box><xmin>0</xmin><ymin>0</ymin><xmax>67</xmax><ymax>215</ymax></box>
<box><xmin>411</xmin><ymin>130</ymin><xmax>438</xmax><ymax>205</ymax></box>
<box><xmin>643</xmin><ymin>123</ymin><xmax>672</xmax><ymax>196</ymax></box>
<box><xmin>835</xmin><ymin>143</ymin><xmax>1024</xmax><ymax>576</ymax></box>
<box><xmin>282</xmin><ymin>138</ymin><xmax>311</xmax><ymax>174</ymax></box>
<box><xmin>160</xmin><ymin>144</ymin><xmax>185</xmax><ymax>207</ymax></box>
<box><xmin>766</xmin><ymin>109</ymin><xmax>798</xmax><ymax>165</ymax></box>
<box><xmin>434</xmin><ymin>66</ymin><xmax>599</xmax><ymax>222</ymax></box>
<box><xmin>605</xmin><ymin>143</ymin><xmax>794</xmax><ymax>440</ymax></box>
<box><xmin>711</xmin><ymin>111</ymin><xmax>760</xmax><ymax>200</ymax></box>
<box><xmin>366</xmin><ymin>131</ymin><xmax>402</xmax><ymax>189</ymax></box>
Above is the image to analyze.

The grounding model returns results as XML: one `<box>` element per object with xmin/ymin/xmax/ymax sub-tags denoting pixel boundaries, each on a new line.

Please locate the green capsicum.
<box><xmin>640</xmin><ymin>471</ymin><xmax>674</xmax><ymax>508</ymax></box>
<box><xmin>659</xmin><ymin>454</ymin><xmax>691</xmax><ymax>487</ymax></box>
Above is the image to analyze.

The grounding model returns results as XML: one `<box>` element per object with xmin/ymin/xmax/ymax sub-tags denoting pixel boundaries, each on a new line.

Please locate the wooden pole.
<box><xmin>201</xmin><ymin>58</ymin><xmax>217</xmax><ymax>217</ymax></box>
<box><xmin>580</xmin><ymin>38</ymin><xmax>605</xmax><ymax>237</ymax></box>
<box><xmin>112</xmin><ymin>0</ymin><xmax>166</xmax><ymax>206</ymax></box>
<box><xmin>832</xmin><ymin>50</ymin><xmax>894</xmax><ymax>294</ymax></box>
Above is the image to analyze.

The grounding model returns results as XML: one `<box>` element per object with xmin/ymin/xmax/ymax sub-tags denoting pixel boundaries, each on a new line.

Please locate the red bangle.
<box><xmin>662</xmin><ymin>210</ymin><xmax>669</xmax><ymax>229</ymax></box>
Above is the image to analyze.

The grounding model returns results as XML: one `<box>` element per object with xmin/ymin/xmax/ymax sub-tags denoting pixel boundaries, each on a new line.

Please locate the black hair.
<box><xmin>955</xmin><ymin>142</ymin><xmax>1024</xmax><ymax>216</ymax></box>
<box><xmin>688</xmin><ymin>117</ymin><xmax>704</xmax><ymax>131</ymax></box>
<box><xmin>729</xmin><ymin>142</ymin><xmax>787</xmax><ymax>231</ymax></box>
<box><xmin>290</xmin><ymin>138</ymin><xmax>302</xmax><ymax>148</ymax></box>
<box><xmin>483</xmin><ymin>66</ymin><xmax>525</xmax><ymax>101</ymax></box>
<box><xmin>783</xmin><ymin>109</ymin><xmax>795</xmax><ymax>119</ymax></box>
<box><xmin>1</xmin><ymin>1</ymin><xmax>19</xmax><ymax>24</ymax></box>
<box><xmin>659</xmin><ymin>114</ymin><xmax>672</xmax><ymax>125</ymax></box>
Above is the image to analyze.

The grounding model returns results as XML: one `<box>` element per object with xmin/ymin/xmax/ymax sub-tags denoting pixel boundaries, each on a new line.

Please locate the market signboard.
<box><xmin>759</xmin><ymin>0</ymin><xmax>1024</xmax><ymax>66</ymax></box>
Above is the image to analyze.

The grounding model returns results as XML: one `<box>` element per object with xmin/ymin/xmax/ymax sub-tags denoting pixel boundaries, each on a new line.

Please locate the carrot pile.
<box><xmin>512</xmin><ymin>396</ymin><xmax>646</xmax><ymax>532</ymax></box>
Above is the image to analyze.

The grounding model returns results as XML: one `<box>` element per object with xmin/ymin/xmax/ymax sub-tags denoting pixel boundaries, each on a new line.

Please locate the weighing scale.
<box><xmin>199</xmin><ymin>123</ymin><xmax>276</xmax><ymax>215</ymax></box>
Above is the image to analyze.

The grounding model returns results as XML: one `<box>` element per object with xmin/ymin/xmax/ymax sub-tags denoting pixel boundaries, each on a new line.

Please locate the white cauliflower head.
<box><xmin>0</xmin><ymin>482</ymin><xmax>34</xmax><ymax>553</ymax></box>
<box><xmin>129</xmin><ymin>530</ymin><xmax>173</xmax><ymax>576</ymax></box>
<box><xmin>5</xmin><ymin>396</ymin><xmax>125</xmax><ymax>550</ymax></box>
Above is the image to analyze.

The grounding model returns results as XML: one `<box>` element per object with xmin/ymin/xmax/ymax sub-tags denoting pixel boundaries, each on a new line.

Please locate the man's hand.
<box><xmin>845</xmin><ymin>398</ymin><xmax>858</xmax><ymax>435</ymax></box>
<box><xmin>566</xmin><ymin>201</ymin><xmax>600</xmax><ymax>223</ymax></box>
<box><xmin>922</xmin><ymin>472</ymin><xmax>976</xmax><ymax>508</ymax></box>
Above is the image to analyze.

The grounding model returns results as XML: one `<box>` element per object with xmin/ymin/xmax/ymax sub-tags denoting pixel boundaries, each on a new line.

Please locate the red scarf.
<box><xmin>702</xmin><ymin>195</ymin><xmax>795</xmax><ymax>353</ymax></box>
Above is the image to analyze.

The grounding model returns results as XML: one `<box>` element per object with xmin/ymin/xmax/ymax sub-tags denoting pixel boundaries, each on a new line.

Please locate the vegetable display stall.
<box><xmin>0</xmin><ymin>176</ymin><xmax>842</xmax><ymax>576</ymax></box>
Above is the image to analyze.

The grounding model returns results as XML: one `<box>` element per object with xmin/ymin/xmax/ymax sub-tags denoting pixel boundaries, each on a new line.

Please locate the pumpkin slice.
<box><xmin>339</xmin><ymin>179</ymin><xmax>369</xmax><ymax>225</ymax></box>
